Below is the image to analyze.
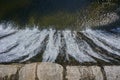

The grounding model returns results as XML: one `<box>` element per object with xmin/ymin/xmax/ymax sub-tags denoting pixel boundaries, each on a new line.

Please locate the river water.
<box><xmin>0</xmin><ymin>0</ymin><xmax>120</xmax><ymax>65</ymax></box>
<box><xmin>0</xmin><ymin>23</ymin><xmax>120</xmax><ymax>65</ymax></box>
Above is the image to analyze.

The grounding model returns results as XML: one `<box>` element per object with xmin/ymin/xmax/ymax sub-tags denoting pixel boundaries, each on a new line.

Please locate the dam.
<box><xmin>0</xmin><ymin>0</ymin><xmax>120</xmax><ymax>80</ymax></box>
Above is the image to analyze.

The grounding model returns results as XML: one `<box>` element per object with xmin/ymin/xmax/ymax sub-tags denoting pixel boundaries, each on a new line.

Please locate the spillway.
<box><xmin>0</xmin><ymin>24</ymin><xmax>120</xmax><ymax>65</ymax></box>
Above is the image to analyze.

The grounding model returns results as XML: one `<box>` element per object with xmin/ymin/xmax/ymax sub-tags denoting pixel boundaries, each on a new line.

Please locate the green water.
<box><xmin>0</xmin><ymin>0</ymin><xmax>120</xmax><ymax>30</ymax></box>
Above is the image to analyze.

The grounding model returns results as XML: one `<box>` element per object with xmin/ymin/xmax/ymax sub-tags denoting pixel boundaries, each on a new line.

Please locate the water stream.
<box><xmin>0</xmin><ymin>0</ymin><xmax>120</xmax><ymax>65</ymax></box>
<box><xmin>0</xmin><ymin>23</ymin><xmax>120</xmax><ymax>65</ymax></box>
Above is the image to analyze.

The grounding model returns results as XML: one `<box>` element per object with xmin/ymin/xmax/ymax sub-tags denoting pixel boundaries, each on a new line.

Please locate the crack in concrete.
<box><xmin>35</xmin><ymin>63</ymin><xmax>39</xmax><ymax>80</ymax></box>
<box><xmin>100</xmin><ymin>66</ymin><xmax>107</xmax><ymax>80</ymax></box>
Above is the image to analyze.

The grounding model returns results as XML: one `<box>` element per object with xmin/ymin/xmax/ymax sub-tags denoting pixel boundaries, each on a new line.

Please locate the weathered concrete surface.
<box><xmin>0</xmin><ymin>63</ymin><xmax>120</xmax><ymax>80</ymax></box>
<box><xmin>104</xmin><ymin>66</ymin><xmax>120</xmax><ymax>80</ymax></box>
<box><xmin>0</xmin><ymin>64</ymin><xmax>21</xmax><ymax>80</ymax></box>
<box><xmin>37</xmin><ymin>62</ymin><xmax>63</xmax><ymax>80</ymax></box>
<box><xmin>19</xmin><ymin>63</ymin><xmax>37</xmax><ymax>80</ymax></box>
<box><xmin>66</xmin><ymin>66</ymin><xmax>103</xmax><ymax>80</ymax></box>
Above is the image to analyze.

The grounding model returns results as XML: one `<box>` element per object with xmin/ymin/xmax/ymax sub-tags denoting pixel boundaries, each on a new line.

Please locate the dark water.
<box><xmin>0</xmin><ymin>0</ymin><xmax>90</xmax><ymax>28</ymax></box>
<box><xmin>0</xmin><ymin>0</ymin><xmax>119</xmax><ymax>29</ymax></box>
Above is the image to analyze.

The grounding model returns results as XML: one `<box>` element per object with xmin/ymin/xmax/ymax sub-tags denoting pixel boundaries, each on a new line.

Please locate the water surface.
<box><xmin>0</xmin><ymin>0</ymin><xmax>120</xmax><ymax>65</ymax></box>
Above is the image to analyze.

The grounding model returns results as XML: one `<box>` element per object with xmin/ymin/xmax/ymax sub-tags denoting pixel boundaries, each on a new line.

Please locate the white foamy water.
<box><xmin>0</xmin><ymin>24</ymin><xmax>120</xmax><ymax>64</ymax></box>
<box><xmin>83</xmin><ymin>29</ymin><xmax>120</xmax><ymax>56</ymax></box>
<box><xmin>42</xmin><ymin>29</ymin><xmax>61</xmax><ymax>62</ymax></box>
<box><xmin>63</xmin><ymin>30</ymin><xmax>95</xmax><ymax>62</ymax></box>
<box><xmin>0</xmin><ymin>24</ymin><xmax>17</xmax><ymax>38</ymax></box>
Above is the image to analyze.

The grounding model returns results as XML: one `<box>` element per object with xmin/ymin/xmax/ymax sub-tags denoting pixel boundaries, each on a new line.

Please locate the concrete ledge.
<box><xmin>66</xmin><ymin>66</ymin><xmax>103</xmax><ymax>80</ymax></box>
<box><xmin>0</xmin><ymin>62</ymin><xmax>120</xmax><ymax>80</ymax></box>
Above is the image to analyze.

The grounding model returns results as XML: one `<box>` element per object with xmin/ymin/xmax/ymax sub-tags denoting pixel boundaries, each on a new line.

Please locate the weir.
<box><xmin>1</xmin><ymin>1</ymin><xmax>120</xmax><ymax>80</ymax></box>
<box><xmin>0</xmin><ymin>23</ymin><xmax>120</xmax><ymax>65</ymax></box>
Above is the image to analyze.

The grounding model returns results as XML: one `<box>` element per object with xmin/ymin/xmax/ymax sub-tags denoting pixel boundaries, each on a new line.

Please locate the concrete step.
<box><xmin>0</xmin><ymin>62</ymin><xmax>119</xmax><ymax>80</ymax></box>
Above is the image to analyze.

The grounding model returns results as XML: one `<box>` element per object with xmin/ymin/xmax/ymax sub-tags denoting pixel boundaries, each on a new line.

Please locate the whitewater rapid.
<box><xmin>0</xmin><ymin>24</ymin><xmax>120</xmax><ymax>64</ymax></box>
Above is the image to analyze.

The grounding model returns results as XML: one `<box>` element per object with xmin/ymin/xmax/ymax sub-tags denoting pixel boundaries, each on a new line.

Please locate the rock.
<box><xmin>37</xmin><ymin>62</ymin><xmax>63</xmax><ymax>80</ymax></box>
<box><xmin>0</xmin><ymin>64</ymin><xmax>20</xmax><ymax>80</ymax></box>
<box><xmin>104</xmin><ymin>66</ymin><xmax>120</xmax><ymax>80</ymax></box>
<box><xmin>19</xmin><ymin>63</ymin><xmax>37</xmax><ymax>80</ymax></box>
<box><xmin>66</xmin><ymin>66</ymin><xmax>103</xmax><ymax>80</ymax></box>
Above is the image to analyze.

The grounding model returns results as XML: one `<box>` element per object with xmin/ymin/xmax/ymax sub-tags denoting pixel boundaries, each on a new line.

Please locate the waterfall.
<box><xmin>0</xmin><ymin>24</ymin><xmax>120</xmax><ymax>64</ymax></box>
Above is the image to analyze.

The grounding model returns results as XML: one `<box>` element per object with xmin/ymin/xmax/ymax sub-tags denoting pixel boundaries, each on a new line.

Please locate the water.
<box><xmin>0</xmin><ymin>1</ymin><xmax>120</xmax><ymax>65</ymax></box>
<box><xmin>0</xmin><ymin>23</ymin><xmax>120</xmax><ymax>65</ymax></box>
<box><xmin>0</xmin><ymin>0</ymin><xmax>91</xmax><ymax>28</ymax></box>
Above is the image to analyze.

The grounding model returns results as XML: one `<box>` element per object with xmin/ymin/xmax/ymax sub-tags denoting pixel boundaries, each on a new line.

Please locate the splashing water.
<box><xmin>0</xmin><ymin>24</ymin><xmax>120</xmax><ymax>65</ymax></box>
